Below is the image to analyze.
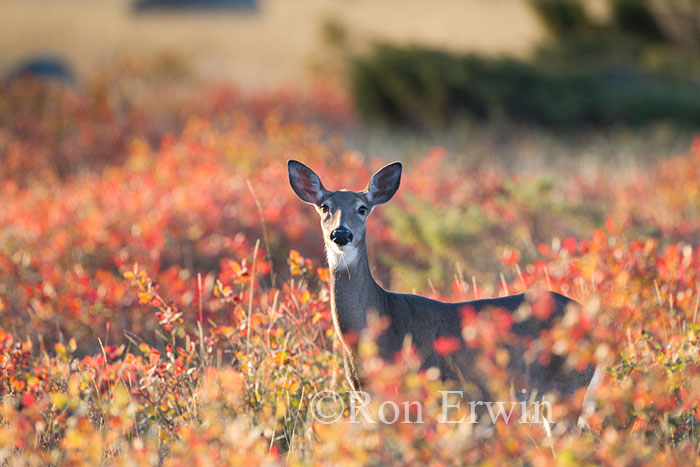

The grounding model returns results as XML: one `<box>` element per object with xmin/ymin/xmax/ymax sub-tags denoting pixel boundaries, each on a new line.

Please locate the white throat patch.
<box><xmin>325</xmin><ymin>243</ymin><xmax>359</xmax><ymax>271</ymax></box>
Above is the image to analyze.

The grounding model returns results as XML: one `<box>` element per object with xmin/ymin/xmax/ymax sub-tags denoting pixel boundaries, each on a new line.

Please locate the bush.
<box><xmin>609</xmin><ymin>0</ymin><xmax>664</xmax><ymax>40</ymax></box>
<box><xmin>348</xmin><ymin>0</ymin><xmax>700</xmax><ymax>129</ymax></box>
<box><xmin>350</xmin><ymin>43</ymin><xmax>700</xmax><ymax>128</ymax></box>
<box><xmin>529</xmin><ymin>0</ymin><xmax>591</xmax><ymax>36</ymax></box>
<box><xmin>651</xmin><ymin>0</ymin><xmax>700</xmax><ymax>48</ymax></box>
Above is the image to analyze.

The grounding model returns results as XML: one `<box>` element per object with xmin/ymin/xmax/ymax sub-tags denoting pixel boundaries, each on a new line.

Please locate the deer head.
<box><xmin>287</xmin><ymin>160</ymin><xmax>402</xmax><ymax>269</ymax></box>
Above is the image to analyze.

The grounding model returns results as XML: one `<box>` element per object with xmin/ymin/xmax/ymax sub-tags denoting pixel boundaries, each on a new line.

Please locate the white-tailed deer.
<box><xmin>288</xmin><ymin>160</ymin><xmax>596</xmax><ymax>411</ymax></box>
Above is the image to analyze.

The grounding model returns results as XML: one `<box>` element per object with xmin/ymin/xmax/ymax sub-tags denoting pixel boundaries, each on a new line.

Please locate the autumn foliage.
<box><xmin>0</xmin><ymin>76</ymin><xmax>699</xmax><ymax>465</ymax></box>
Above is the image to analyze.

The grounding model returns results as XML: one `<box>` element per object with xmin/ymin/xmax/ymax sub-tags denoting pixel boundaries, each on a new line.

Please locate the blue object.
<box><xmin>133</xmin><ymin>0</ymin><xmax>257</xmax><ymax>11</ymax></box>
<box><xmin>7</xmin><ymin>57</ymin><xmax>76</xmax><ymax>85</ymax></box>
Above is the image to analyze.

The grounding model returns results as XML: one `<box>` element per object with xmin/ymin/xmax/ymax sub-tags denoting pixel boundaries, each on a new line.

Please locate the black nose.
<box><xmin>330</xmin><ymin>228</ymin><xmax>353</xmax><ymax>246</ymax></box>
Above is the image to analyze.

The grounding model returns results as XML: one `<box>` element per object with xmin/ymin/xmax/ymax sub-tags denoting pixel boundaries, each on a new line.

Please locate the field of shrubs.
<box><xmin>1</xmin><ymin>74</ymin><xmax>700</xmax><ymax>465</ymax></box>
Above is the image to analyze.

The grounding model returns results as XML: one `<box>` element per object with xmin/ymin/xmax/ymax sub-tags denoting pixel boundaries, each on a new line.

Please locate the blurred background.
<box><xmin>1</xmin><ymin>0</ymin><xmax>541</xmax><ymax>88</ymax></box>
<box><xmin>4</xmin><ymin>0</ymin><xmax>700</xmax><ymax>172</ymax></box>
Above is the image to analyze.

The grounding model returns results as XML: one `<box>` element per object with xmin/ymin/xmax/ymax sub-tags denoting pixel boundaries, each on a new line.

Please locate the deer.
<box><xmin>288</xmin><ymin>159</ymin><xmax>598</xmax><ymax>423</ymax></box>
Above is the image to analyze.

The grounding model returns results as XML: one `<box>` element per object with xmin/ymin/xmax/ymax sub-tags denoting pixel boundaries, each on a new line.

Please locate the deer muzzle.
<box><xmin>330</xmin><ymin>227</ymin><xmax>353</xmax><ymax>246</ymax></box>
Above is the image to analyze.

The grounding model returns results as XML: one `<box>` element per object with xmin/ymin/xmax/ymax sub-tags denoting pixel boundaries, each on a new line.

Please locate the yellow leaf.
<box><xmin>138</xmin><ymin>292</ymin><xmax>152</xmax><ymax>304</ymax></box>
<box><xmin>50</xmin><ymin>393</ymin><xmax>69</xmax><ymax>410</ymax></box>
<box><xmin>63</xmin><ymin>430</ymin><xmax>86</xmax><ymax>450</ymax></box>
<box><xmin>111</xmin><ymin>384</ymin><xmax>130</xmax><ymax>410</ymax></box>
<box><xmin>275</xmin><ymin>351</ymin><xmax>289</xmax><ymax>365</ymax></box>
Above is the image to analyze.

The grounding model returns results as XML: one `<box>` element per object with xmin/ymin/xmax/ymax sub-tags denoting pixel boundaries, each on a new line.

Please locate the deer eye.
<box><xmin>320</xmin><ymin>204</ymin><xmax>329</xmax><ymax>214</ymax></box>
<box><xmin>357</xmin><ymin>206</ymin><xmax>368</xmax><ymax>215</ymax></box>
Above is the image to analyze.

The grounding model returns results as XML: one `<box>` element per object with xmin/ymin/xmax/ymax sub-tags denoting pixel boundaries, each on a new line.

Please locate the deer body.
<box><xmin>288</xmin><ymin>160</ymin><xmax>595</xmax><ymax>403</ymax></box>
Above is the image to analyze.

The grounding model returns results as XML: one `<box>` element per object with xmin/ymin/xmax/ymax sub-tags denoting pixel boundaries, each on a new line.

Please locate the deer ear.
<box><xmin>365</xmin><ymin>162</ymin><xmax>402</xmax><ymax>205</ymax></box>
<box><xmin>288</xmin><ymin>160</ymin><xmax>327</xmax><ymax>205</ymax></box>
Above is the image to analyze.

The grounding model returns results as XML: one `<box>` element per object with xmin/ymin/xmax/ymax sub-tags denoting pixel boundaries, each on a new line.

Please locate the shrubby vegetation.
<box><xmin>350</xmin><ymin>0</ymin><xmax>700</xmax><ymax>128</ymax></box>
<box><xmin>1</xmin><ymin>76</ymin><xmax>700</xmax><ymax>464</ymax></box>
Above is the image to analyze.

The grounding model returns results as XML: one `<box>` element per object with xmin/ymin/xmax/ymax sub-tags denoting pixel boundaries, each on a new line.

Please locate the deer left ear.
<box><xmin>365</xmin><ymin>162</ymin><xmax>402</xmax><ymax>206</ymax></box>
<box><xmin>288</xmin><ymin>160</ymin><xmax>328</xmax><ymax>205</ymax></box>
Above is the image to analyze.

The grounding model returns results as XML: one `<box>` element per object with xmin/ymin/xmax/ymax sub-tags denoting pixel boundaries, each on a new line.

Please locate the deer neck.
<box><xmin>326</xmin><ymin>240</ymin><xmax>383</xmax><ymax>336</ymax></box>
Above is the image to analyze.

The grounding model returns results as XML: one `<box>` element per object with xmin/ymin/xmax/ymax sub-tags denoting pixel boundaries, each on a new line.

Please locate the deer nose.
<box><xmin>330</xmin><ymin>228</ymin><xmax>353</xmax><ymax>246</ymax></box>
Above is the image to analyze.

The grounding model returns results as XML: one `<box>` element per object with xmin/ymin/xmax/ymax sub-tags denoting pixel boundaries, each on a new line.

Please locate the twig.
<box><xmin>542</xmin><ymin>414</ymin><xmax>556</xmax><ymax>460</ymax></box>
<box><xmin>544</xmin><ymin>266</ymin><xmax>552</xmax><ymax>291</ymax></box>
<box><xmin>97</xmin><ymin>337</ymin><xmax>111</xmax><ymax>401</ymax></box>
<box><xmin>247</xmin><ymin>239</ymin><xmax>261</xmax><ymax>354</ymax></box>
<box><xmin>247</xmin><ymin>180</ymin><xmax>276</xmax><ymax>287</ymax></box>
<box><xmin>500</xmin><ymin>273</ymin><xmax>509</xmax><ymax>296</ymax></box>
<box><xmin>515</xmin><ymin>264</ymin><xmax>527</xmax><ymax>292</ymax></box>
<box><xmin>654</xmin><ymin>280</ymin><xmax>663</xmax><ymax>305</ymax></box>
<box><xmin>286</xmin><ymin>386</ymin><xmax>306</xmax><ymax>462</ymax></box>
<box><xmin>197</xmin><ymin>273</ymin><xmax>206</xmax><ymax>361</ymax></box>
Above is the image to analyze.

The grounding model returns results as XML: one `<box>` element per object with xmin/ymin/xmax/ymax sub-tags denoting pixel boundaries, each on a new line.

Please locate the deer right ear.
<box><xmin>365</xmin><ymin>161</ymin><xmax>402</xmax><ymax>206</ymax></box>
<box><xmin>288</xmin><ymin>160</ymin><xmax>327</xmax><ymax>205</ymax></box>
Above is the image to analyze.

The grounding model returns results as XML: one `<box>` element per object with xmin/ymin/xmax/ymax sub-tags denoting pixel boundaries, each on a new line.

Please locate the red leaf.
<box><xmin>434</xmin><ymin>336</ymin><xmax>462</xmax><ymax>356</ymax></box>
<box><xmin>21</xmin><ymin>392</ymin><xmax>35</xmax><ymax>408</ymax></box>
<box><xmin>532</xmin><ymin>291</ymin><xmax>554</xmax><ymax>320</ymax></box>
